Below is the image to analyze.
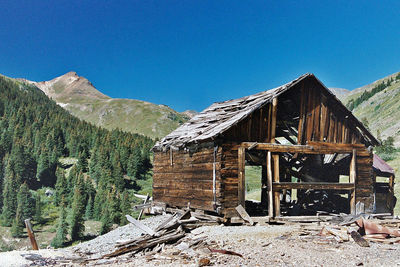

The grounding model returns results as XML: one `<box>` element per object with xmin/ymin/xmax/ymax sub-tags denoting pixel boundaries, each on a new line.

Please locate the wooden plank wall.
<box><xmin>297</xmin><ymin>80</ymin><xmax>363</xmax><ymax>145</ymax></box>
<box><xmin>153</xmin><ymin>147</ymin><xmax>222</xmax><ymax>212</ymax></box>
<box><xmin>355</xmin><ymin>152</ymin><xmax>374</xmax><ymax>211</ymax></box>
<box><xmin>223</xmin><ymin>103</ymin><xmax>272</xmax><ymax>143</ymax></box>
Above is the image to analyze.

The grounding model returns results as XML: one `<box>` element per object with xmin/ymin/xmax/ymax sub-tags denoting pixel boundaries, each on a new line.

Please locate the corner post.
<box><xmin>349</xmin><ymin>149</ymin><xmax>357</xmax><ymax>214</ymax></box>
<box><xmin>267</xmin><ymin>151</ymin><xmax>274</xmax><ymax>217</ymax></box>
<box><xmin>238</xmin><ymin>146</ymin><xmax>246</xmax><ymax>208</ymax></box>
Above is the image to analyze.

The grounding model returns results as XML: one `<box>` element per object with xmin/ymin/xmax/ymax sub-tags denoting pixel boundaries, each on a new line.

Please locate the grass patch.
<box><xmin>245</xmin><ymin>166</ymin><xmax>262</xmax><ymax>201</ymax></box>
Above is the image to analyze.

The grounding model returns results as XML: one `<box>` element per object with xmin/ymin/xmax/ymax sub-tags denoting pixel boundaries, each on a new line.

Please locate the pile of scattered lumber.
<box><xmin>289</xmin><ymin>213</ymin><xmax>400</xmax><ymax>247</ymax></box>
<box><xmin>103</xmin><ymin>210</ymin><xmax>221</xmax><ymax>259</ymax></box>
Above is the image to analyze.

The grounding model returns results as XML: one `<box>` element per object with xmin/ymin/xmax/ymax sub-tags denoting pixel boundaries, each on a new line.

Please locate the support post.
<box><xmin>272</xmin><ymin>154</ymin><xmax>280</xmax><ymax>217</ymax></box>
<box><xmin>267</xmin><ymin>151</ymin><xmax>274</xmax><ymax>217</ymax></box>
<box><xmin>389</xmin><ymin>174</ymin><xmax>395</xmax><ymax>215</ymax></box>
<box><xmin>238</xmin><ymin>147</ymin><xmax>246</xmax><ymax>208</ymax></box>
<box><xmin>349</xmin><ymin>149</ymin><xmax>357</xmax><ymax>214</ymax></box>
<box><xmin>261</xmin><ymin>165</ymin><xmax>268</xmax><ymax>211</ymax></box>
<box><xmin>25</xmin><ymin>219</ymin><xmax>38</xmax><ymax>250</ymax></box>
<box><xmin>270</xmin><ymin>97</ymin><xmax>278</xmax><ymax>143</ymax></box>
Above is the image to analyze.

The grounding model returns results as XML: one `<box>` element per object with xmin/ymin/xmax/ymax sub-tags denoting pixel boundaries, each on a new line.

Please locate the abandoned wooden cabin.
<box><xmin>152</xmin><ymin>73</ymin><xmax>395</xmax><ymax>219</ymax></box>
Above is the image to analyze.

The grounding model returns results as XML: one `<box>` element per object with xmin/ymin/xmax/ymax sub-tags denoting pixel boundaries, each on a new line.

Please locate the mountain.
<box><xmin>342</xmin><ymin>71</ymin><xmax>400</xmax><ymax>146</ymax></box>
<box><xmin>21</xmin><ymin>72</ymin><xmax>190</xmax><ymax>139</ymax></box>
<box><xmin>329</xmin><ymin>87</ymin><xmax>350</xmax><ymax>100</ymax></box>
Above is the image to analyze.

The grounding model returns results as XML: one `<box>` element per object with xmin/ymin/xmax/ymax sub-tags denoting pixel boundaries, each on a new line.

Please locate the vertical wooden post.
<box><xmin>261</xmin><ymin>165</ymin><xmax>268</xmax><ymax>211</ymax></box>
<box><xmin>389</xmin><ymin>174</ymin><xmax>395</xmax><ymax>215</ymax></box>
<box><xmin>238</xmin><ymin>147</ymin><xmax>246</xmax><ymax>208</ymax></box>
<box><xmin>267</xmin><ymin>151</ymin><xmax>274</xmax><ymax>217</ymax></box>
<box><xmin>272</xmin><ymin>154</ymin><xmax>280</xmax><ymax>217</ymax></box>
<box><xmin>270</xmin><ymin>97</ymin><xmax>278</xmax><ymax>143</ymax></box>
<box><xmin>138</xmin><ymin>193</ymin><xmax>150</xmax><ymax>220</ymax></box>
<box><xmin>25</xmin><ymin>219</ymin><xmax>38</xmax><ymax>250</ymax></box>
<box><xmin>349</xmin><ymin>149</ymin><xmax>357</xmax><ymax>214</ymax></box>
<box><xmin>297</xmin><ymin>83</ymin><xmax>305</xmax><ymax>144</ymax></box>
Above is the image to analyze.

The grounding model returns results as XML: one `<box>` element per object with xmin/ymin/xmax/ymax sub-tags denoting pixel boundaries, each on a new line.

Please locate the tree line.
<box><xmin>347</xmin><ymin>74</ymin><xmax>400</xmax><ymax>111</ymax></box>
<box><xmin>0</xmin><ymin>75</ymin><xmax>154</xmax><ymax>246</ymax></box>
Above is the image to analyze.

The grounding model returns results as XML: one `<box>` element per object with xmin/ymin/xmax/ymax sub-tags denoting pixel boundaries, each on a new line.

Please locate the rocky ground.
<box><xmin>1</xmin><ymin>215</ymin><xmax>400</xmax><ymax>266</ymax></box>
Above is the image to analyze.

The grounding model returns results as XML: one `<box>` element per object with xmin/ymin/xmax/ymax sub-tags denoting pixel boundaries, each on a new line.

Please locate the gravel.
<box><xmin>69</xmin><ymin>214</ymin><xmax>172</xmax><ymax>259</ymax></box>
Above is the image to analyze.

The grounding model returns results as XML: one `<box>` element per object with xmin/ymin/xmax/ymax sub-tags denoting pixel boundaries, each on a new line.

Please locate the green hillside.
<box><xmin>0</xmin><ymin>73</ymin><xmax>154</xmax><ymax>250</ymax></box>
<box><xmin>342</xmin><ymin>71</ymin><xmax>400</xmax><ymax>215</ymax></box>
<box><xmin>343</xmin><ymin>72</ymin><xmax>400</xmax><ymax>147</ymax></box>
<box><xmin>24</xmin><ymin>72</ymin><xmax>189</xmax><ymax>139</ymax></box>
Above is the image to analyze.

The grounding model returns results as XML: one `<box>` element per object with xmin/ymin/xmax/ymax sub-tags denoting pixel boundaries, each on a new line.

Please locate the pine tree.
<box><xmin>54</xmin><ymin>167</ymin><xmax>67</xmax><ymax>206</ymax></box>
<box><xmin>11</xmin><ymin>216</ymin><xmax>24</xmax><ymax>237</ymax></box>
<box><xmin>34</xmin><ymin>193</ymin><xmax>42</xmax><ymax>223</ymax></box>
<box><xmin>85</xmin><ymin>195</ymin><xmax>93</xmax><ymax>220</ymax></box>
<box><xmin>69</xmin><ymin>173</ymin><xmax>86</xmax><ymax>241</ymax></box>
<box><xmin>119</xmin><ymin>191</ymin><xmax>131</xmax><ymax>225</ymax></box>
<box><xmin>100</xmin><ymin>197</ymin><xmax>113</xmax><ymax>235</ymax></box>
<box><xmin>51</xmin><ymin>200</ymin><xmax>67</xmax><ymax>248</ymax></box>
<box><xmin>12</xmin><ymin>183</ymin><xmax>33</xmax><ymax>237</ymax></box>
<box><xmin>93</xmin><ymin>187</ymin><xmax>105</xmax><ymax>220</ymax></box>
<box><xmin>16</xmin><ymin>183</ymin><xmax>34</xmax><ymax>223</ymax></box>
<box><xmin>1</xmin><ymin>160</ymin><xmax>20</xmax><ymax>226</ymax></box>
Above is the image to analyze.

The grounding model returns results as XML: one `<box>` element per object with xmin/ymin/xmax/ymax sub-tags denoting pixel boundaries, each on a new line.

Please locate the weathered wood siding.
<box><xmin>297</xmin><ymin>79</ymin><xmax>364</xmax><ymax>145</ymax></box>
<box><xmin>153</xmin><ymin>147</ymin><xmax>222</xmax><ymax>212</ymax></box>
<box><xmin>355</xmin><ymin>153</ymin><xmax>374</xmax><ymax>211</ymax></box>
<box><xmin>223</xmin><ymin>103</ymin><xmax>272</xmax><ymax>143</ymax></box>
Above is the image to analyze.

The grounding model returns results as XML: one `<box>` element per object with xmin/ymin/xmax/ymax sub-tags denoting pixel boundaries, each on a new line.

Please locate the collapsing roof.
<box><xmin>373</xmin><ymin>154</ymin><xmax>395</xmax><ymax>177</ymax></box>
<box><xmin>153</xmin><ymin>73</ymin><xmax>379</xmax><ymax>151</ymax></box>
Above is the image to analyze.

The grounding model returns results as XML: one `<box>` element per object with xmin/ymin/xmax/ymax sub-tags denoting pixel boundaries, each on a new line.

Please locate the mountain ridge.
<box><xmin>19</xmin><ymin>72</ymin><xmax>190</xmax><ymax>139</ymax></box>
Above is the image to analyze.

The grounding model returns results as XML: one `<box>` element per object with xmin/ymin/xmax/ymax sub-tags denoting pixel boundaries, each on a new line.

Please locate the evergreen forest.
<box><xmin>0</xmin><ymin>75</ymin><xmax>154</xmax><ymax>248</ymax></box>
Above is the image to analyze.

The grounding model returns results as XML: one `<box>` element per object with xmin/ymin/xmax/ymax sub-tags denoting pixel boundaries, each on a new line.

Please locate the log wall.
<box><xmin>152</xmin><ymin>146</ymin><xmax>222</xmax><ymax>212</ymax></box>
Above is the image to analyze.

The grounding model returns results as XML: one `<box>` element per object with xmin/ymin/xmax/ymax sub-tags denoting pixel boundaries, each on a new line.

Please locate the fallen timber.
<box><xmin>102</xmin><ymin>210</ymin><xmax>221</xmax><ymax>259</ymax></box>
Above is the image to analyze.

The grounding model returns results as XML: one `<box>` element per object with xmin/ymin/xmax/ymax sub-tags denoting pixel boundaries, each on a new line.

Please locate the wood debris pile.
<box><xmin>102</xmin><ymin>210</ymin><xmax>223</xmax><ymax>260</ymax></box>
<box><xmin>289</xmin><ymin>213</ymin><xmax>400</xmax><ymax>247</ymax></box>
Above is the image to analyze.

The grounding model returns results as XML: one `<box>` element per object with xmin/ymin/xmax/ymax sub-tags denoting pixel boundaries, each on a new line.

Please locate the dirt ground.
<box><xmin>2</xmin><ymin>220</ymin><xmax>400</xmax><ymax>267</ymax></box>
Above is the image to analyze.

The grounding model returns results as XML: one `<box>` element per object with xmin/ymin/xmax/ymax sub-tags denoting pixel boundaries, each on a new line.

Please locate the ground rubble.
<box><xmin>2</xmin><ymin>211</ymin><xmax>400</xmax><ymax>266</ymax></box>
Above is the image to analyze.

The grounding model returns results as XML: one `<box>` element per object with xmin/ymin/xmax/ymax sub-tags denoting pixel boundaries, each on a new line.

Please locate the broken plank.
<box><xmin>126</xmin><ymin>215</ymin><xmax>156</xmax><ymax>236</ymax></box>
<box><xmin>235</xmin><ymin>204</ymin><xmax>254</xmax><ymax>225</ymax></box>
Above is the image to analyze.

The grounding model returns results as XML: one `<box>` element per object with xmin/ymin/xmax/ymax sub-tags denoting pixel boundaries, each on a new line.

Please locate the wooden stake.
<box><xmin>25</xmin><ymin>219</ymin><xmax>38</xmax><ymax>250</ymax></box>
<box><xmin>138</xmin><ymin>193</ymin><xmax>150</xmax><ymax>220</ymax></box>
<box><xmin>272</xmin><ymin>154</ymin><xmax>280</xmax><ymax>217</ymax></box>
<box><xmin>238</xmin><ymin>147</ymin><xmax>246</xmax><ymax>208</ymax></box>
<box><xmin>349</xmin><ymin>149</ymin><xmax>357</xmax><ymax>214</ymax></box>
<box><xmin>267</xmin><ymin>151</ymin><xmax>273</xmax><ymax>217</ymax></box>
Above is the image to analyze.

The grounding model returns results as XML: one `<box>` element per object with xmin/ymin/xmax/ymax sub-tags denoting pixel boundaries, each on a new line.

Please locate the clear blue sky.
<box><xmin>1</xmin><ymin>1</ymin><xmax>399</xmax><ymax>112</ymax></box>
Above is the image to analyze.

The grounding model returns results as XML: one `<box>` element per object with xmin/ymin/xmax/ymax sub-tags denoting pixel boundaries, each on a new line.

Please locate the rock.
<box><xmin>198</xmin><ymin>257</ymin><xmax>211</xmax><ymax>266</ymax></box>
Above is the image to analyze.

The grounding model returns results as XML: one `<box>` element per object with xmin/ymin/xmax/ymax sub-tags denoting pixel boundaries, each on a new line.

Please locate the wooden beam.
<box><xmin>238</xmin><ymin>147</ymin><xmax>246</xmax><ymax>208</ymax></box>
<box><xmin>272</xmin><ymin>154</ymin><xmax>280</xmax><ymax>217</ymax></box>
<box><xmin>25</xmin><ymin>219</ymin><xmax>38</xmax><ymax>250</ymax></box>
<box><xmin>267</xmin><ymin>151</ymin><xmax>273</xmax><ymax>217</ymax></box>
<box><xmin>272</xmin><ymin>182</ymin><xmax>355</xmax><ymax>190</ymax></box>
<box><xmin>236</xmin><ymin>142</ymin><xmax>370</xmax><ymax>156</ymax></box>
<box><xmin>270</xmin><ymin>97</ymin><xmax>278</xmax><ymax>143</ymax></box>
<box><xmin>349</xmin><ymin>149</ymin><xmax>357</xmax><ymax>214</ymax></box>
